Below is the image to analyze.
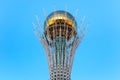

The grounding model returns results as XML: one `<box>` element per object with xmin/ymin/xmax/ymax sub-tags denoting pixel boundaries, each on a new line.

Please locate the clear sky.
<box><xmin>0</xmin><ymin>0</ymin><xmax>120</xmax><ymax>80</ymax></box>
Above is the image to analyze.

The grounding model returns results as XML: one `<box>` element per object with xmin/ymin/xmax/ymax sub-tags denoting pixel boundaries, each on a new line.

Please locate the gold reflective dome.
<box><xmin>45</xmin><ymin>11</ymin><xmax>77</xmax><ymax>29</ymax></box>
<box><xmin>44</xmin><ymin>10</ymin><xmax>77</xmax><ymax>41</ymax></box>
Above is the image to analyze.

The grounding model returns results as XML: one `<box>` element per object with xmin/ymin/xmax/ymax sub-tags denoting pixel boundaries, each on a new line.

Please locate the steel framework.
<box><xmin>33</xmin><ymin>10</ymin><xmax>88</xmax><ymax>80</ymax></box>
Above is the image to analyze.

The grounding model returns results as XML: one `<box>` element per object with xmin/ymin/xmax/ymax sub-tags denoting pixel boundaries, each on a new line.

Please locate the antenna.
<box><xmin>75</xmin><ymin>9</ymin><xmax>79</xmax><ymax>20</ymax></box>
<box><xmin>35</xmin><ymin>15</ymin><xmax>44</xmax><ymax>33</ymax></box>
<box><xmin>54</xmin><ymin>4</ymin><xmax>56</xmax><ymax>11</ymax></box>
<box><xmin>77</xmin><ymin>16</ymin><xmax>86</xmax><ymax>33</ymax></box>
<box><xmin>32</xmin><ymin>22</ymin><xmax>42</xmax><ymax>42</ymax></box>
<box><xmin>77</xmin><ymin>22</ymin><xmax>89</xmax><ymax>48</ymax></box>
<box><xmin>42</xmin><ymin>8</ymin><xmax>47</xmax><ymax>20</ymax></box>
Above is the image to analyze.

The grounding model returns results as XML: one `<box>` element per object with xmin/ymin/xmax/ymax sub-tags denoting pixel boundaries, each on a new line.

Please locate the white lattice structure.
<box><xmin>33</xmin><ymin>10</ymin><xmax>88</xmax><ymax>80</ymax></box>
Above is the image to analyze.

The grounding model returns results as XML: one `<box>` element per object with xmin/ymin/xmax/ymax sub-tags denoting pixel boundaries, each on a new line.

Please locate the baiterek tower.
<box><xmin>33</xmin><ymin>10</ymin><xmax>87</xmax><ymax>80</ymax></box>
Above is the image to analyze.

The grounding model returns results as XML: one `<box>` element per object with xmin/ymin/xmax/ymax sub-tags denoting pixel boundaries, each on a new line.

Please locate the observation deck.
<box><xmin>44</xmin><ymin>10</ymin><xmax>77</xmax><ymax>41</ymax></box>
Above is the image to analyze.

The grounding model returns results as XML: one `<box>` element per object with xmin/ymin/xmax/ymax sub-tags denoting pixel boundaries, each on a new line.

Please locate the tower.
<box><xmin>33</xmin><ymin>10</ymin><xmax>87</xmax><ymax>80</ymax></box>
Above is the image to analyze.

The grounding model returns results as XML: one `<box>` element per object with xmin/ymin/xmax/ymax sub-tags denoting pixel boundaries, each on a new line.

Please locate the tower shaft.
<box><xmin>41</xmin><ymin>33</ymin><xmax>79</xmax><ymax>80</ymax></box>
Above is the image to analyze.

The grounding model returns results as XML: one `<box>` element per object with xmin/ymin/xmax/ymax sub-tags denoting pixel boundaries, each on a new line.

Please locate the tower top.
<box><xmin>44</xmin><ymin>10</ymin><xmax>77</xmax><ymax>41</ymax></box>
<box><xmin>44</xmin><ymin>10</ymin><xmax>77</xmax><ymax>30</ymax></box>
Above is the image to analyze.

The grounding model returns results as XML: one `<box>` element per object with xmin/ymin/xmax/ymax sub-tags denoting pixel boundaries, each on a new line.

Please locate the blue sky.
<box><xmin>0</xmin><ymin>0</ymin><xmax>120</xmax><ymax>80</ymax></box>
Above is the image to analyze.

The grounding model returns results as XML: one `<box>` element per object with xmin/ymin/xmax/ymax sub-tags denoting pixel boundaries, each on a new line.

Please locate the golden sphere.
<box><xmin>44</xmin><ymin>10</ymin><xmax>77</xmax><ymax>41</ymax></box>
